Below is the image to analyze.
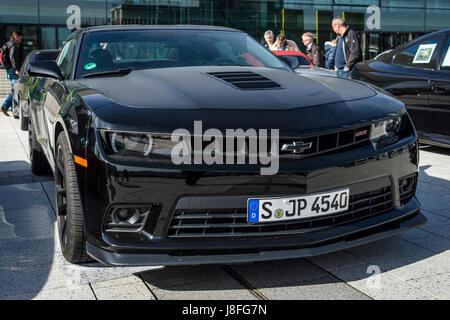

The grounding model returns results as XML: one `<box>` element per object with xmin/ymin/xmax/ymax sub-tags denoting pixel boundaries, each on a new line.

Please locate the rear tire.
<box><xmin>19</xmin><ymin>99</ymin><xmax>28</xmax><ymax>131</ymax></box>
<box><xmin>13</xmin><ymin>97</ymin><xmax>19</xmax><ymax>119</ymax></box>
<box><xmin>28</xmin><ymin>117</ymin><xmax>50</xmax><ymax>175</ymax></box>
<box><xmin>55</xmin><ymin>131</ymin><xmax>91</xmax><ymax>264</ymax></box>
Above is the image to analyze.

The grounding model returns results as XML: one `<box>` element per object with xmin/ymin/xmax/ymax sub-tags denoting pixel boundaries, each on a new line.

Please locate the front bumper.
<box><xmin>86</xmin><ymin>198</ymin><xmax>424</xmax><ymax>266</ymax></box>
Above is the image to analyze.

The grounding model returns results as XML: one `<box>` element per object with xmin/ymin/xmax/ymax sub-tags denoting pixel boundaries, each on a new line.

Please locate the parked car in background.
<box><xmin>352</xmin><ymin>29</ymin><xmax>450</xmax><ymax>148</ymax></box>
<box><xmin>272</xmin><ymin>50</ymin><xmax>313</xmax><ymax>68</ymax></box>
<box><xmin>273</xmin><ymin>50</ymin><xmax>337</xmax><ymax>77</ymax></box>
<box><xmin>27</xmin><ymin>25</ymin><xmax>423</xmax><ymax>266</ymax></box>
<box><xmin>13</xmin><ymin>49</ymin><xmax>59</xmax><ymax>130</ymax></box>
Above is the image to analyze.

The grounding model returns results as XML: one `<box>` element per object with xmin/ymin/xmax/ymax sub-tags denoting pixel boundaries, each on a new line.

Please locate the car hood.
<box><xmin>76</xmin><ymin>66</ymin><xmax>375</xmax><ymax>111</ymax></box>
<box><xmin>295</xmin><ymin>67</ymin><xmax>338</xmax><ymax>78</ymax></box>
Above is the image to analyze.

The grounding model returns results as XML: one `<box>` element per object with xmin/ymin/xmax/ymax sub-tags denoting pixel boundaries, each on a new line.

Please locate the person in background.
<box><xmin>332</xmin><ymin>16</ymin><xmax>362</xmax><ymax>79</ymax></box>
<box><xmin>302</xmin><ymin>32</ymin><xmax>324</xmax><ymax>67</ymax></box>
<box><xmin>271</xmin><ymin>34</ymin><xmax>300</xmax><ymax>52</ymax></box>
<box><xmin>324</xmin><ymin>39</ymin><xmax>337</xmax><ymax>70</ymax></box>
<box><xmin>263</xmin><ymin>30</ymin><xmax>275</xmax><ymax>49</ymax></box>
<box><xmin>1</xmin><ymin>31</ymin><xmax>24</xmax><ymax>117</ymax></box>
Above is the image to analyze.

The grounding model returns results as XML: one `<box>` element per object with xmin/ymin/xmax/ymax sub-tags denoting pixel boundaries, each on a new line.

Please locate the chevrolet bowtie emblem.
<box><xmin>281</xmin><ymin>141</ymin><xmax>313</xmax><ymax>154</ymax></box>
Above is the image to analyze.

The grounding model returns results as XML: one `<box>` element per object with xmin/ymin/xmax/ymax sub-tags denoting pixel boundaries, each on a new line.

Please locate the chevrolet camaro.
<box><xmin>27</xmin><ymin>25</ymin><xmax>425</xmax><ymax>266</ymax></box>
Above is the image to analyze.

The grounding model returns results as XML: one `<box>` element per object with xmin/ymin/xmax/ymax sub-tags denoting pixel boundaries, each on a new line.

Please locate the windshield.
<box><xmin>76</xmin><ymin>29</ymin><xmax>289</xmax><ymax>78</ymax></box>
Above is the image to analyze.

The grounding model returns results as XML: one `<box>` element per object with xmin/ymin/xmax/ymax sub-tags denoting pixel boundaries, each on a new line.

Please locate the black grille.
<box><xmin>167</xmin><ymin>186</ymin><xmax>393</xmax><ymax>238</ymax></box>
<box><xmin>279</xmin><ymin>125</ymin><xmax>371</xmax><ymax>158</ymax></box>
<box><xmin>187</xmin><ymin>125</ymin><xmax>371</xmax><ymax>162</ymax></box>
<box><xmin>207</xmin><ymin>71</ymin><xmax>282</xmax><ymax>89</ymax></box>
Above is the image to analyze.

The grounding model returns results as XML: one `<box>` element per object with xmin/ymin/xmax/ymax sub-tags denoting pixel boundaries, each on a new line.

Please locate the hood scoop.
<box><xmin>207</xmin><ymin>71</ymin><xmax>282</xmax><ymax>90</ymax></box>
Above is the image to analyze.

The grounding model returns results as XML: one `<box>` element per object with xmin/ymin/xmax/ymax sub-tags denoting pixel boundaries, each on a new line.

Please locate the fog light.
<box><xmin>116</xmin><ymin>208</ymin><xmax>131</xmax><ymax>221</ymax></box>
<box><xmin>399</xmin><ymin>174</ymin><xmax>417</xmax><ymax>205</ymax></box>
<box><xmin>112</xmin><ymin>208</ymin><xmax>140</xmax><ymax>225</ymax></box>
<box><xmin>400</xmin><ymin>178</ymin><xmax>411</xmax><ymax>189</ymax></box>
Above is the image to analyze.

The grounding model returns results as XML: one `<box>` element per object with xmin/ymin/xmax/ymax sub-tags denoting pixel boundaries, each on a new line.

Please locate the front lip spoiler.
<box><xmin>86</xmin><ymin>201</ymin><xmax>425</xmax><ymax>267</ymax></box>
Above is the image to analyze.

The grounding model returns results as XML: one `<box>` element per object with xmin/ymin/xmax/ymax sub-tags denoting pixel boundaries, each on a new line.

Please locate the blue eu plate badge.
<box><xmin>248</xmin><ymin>199</ymin><xmax>260</xmax><ymax>223</ymax></box>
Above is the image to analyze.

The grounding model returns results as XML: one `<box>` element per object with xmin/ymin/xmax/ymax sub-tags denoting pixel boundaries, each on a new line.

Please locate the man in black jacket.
<box><xmin>1</xmin><ymin>31</ymin><xmax>24</xmax><ymax>117</ymax></box>
<box><xmin>332</xmin><ymin>17</ymin><xmax>362</xmax><ymax>79</ymax></box>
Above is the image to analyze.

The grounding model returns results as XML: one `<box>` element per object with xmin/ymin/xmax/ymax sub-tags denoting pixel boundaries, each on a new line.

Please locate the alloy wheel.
<box><xmin>55</xmin><ymin>144</ymin><xmax>68</xmax><ymax>250</ymax></box>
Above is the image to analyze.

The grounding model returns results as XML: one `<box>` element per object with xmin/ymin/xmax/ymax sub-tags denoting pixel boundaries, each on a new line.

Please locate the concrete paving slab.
<box><xmin>346</xmin><ymin>237</ymin><xmax>432</xmax><ymax>270</ymax></box>
<box><xmin>0</xmin><ymin>258</ymin><xmax>80</xmax><ymax>298</ymax></box>
<box><xmin>327</xmin><ymin>263</ymin><xmax>437</xmax><ymax>300</ymax></box>
<box><xmin>2</xmin><ymin>285</ymin><xmax>96</xmax><ymax>300</ymax></box>
<box><xmin>416</xmin><ymin>182</ymin><xmax>450</xmax><ymax>211</ymax></box>
<box><xmin>0</xmin><ymin>182</ymin><xmax>49</xmax><ymax>210</ymax></box>
<box><xmin>419</xmin><ymin>165</ymin><xmax>450</xmax><ymax>189</ymax></box>
<box><xmin>307</xmin><ymin>251</ymin><xmax>368</xmax><ymax>271</ymax></box>
<box><xmin>39</xmin><ymin>180</ymin><xmax>55</xmax><ymax>210</ymax></box>
<box><xmin>419</xmin><ymin>210</ymin><xmax>450</xmax><ymax>237</ymax></box>
<box><xmin>388</xmin><ymin>253</ymin><xmax>450</xmax><ymax>282</ymax></box>
<box><xmin>148</xmin><ymin>279</ymin><xmax>257</xmax><ymax>300</ymax></box>
<box><xmin>406</xmin><ymin>272</ymin><xmax>450</xmax><ymax>300</ymax></box>
<box><xmin>0</xmin><ymin>238</ymin><xmax>55</xmax><ymax>268</ymax></box>
<box><xmin>0</xmin><ymin>147</ymin><xmax>29</xmax><ymax>160</ymax></box>
<box><xmin>140</xmin><ymin>266</ymin><xmax>256</xmax><ymax>300</ymax></box>
<box><xmin>0</xmin><ymin>161</ymin><xmax>33</xmax><ymax>174</ymax></box>
<box><xmin>229</xmin><ymin>258</ymin><xmax>368</xmax><ymax>300</ymax></box>
<box><xmin>398</xmin><ymin>227</ymin><xmax>450</xmax><ymax>253</ymax></box>
<box><xmin>346</xmin><ymin>236</ymin><xmax>450</xmax><ymax>282</ymax></box>
<box><xmin>91</xmin><ymin>276</ymin><xmax>155</xmax><ymax>300</ymax></box>
<box><xmin>0</xmin><ymin>169</ymin><xmax>52</xmax><ymax>186</ymax></box>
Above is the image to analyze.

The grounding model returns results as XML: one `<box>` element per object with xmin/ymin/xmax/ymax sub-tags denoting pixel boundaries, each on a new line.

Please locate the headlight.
<box><xmin>110</xmin><ymin>132</ymin><xmax>153</xmax><ymax>156</ymax></box>
<box><xmin>103</xmin><ymin>131</ymin><xmax>176</xmax><ymax>159</ymax></box>
<box><xmin>370</xmin><ymin>116</ymin><xmax>402</xmax><ymax>150</ymax></box>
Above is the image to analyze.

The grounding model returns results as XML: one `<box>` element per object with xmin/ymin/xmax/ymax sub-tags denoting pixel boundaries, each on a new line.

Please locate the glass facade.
<box><xmin>1</xmin><ymin>0</ymin><xmax>449</xmax><ymax>59</ymax></box>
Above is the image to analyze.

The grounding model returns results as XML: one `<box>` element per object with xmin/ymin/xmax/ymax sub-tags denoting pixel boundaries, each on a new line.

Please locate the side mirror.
<box><xmin>28</xmin><ymin>60</ymin><xmax>64</xmax><ymax>81</ymax></box>
<box><xmin>279</xmin><ymin>55</ymin><xmax>300</xmax><ymax>70</ymax></box>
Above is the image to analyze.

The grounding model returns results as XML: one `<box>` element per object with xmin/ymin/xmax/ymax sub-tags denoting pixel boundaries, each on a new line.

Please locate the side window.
<box><xmin>393</xmin><ymin>36</ymin><xmax>443</xmax><ymax>70</ymax></box>
<box><xmin>56</xmin><ymin>39</ymin><xmax>76</xmax><ymax>78</ymax></box>
<box><xmin>439</xmin><ymin>36</ymin><xmax>450</xmax><ymax>71</ymax></box>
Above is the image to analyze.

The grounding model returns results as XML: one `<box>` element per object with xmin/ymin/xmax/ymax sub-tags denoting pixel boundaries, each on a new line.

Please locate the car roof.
<box><xmin>394</xmin><ymin>28</ymin><xmax>450</xmax><ymax>53</ymax></box>
<box><xmin>413</xmin><ymin>28</ymin><xmax>450</xmax><ymax>42</ymax></box>
<box><xmin>376</xmin><ymin>28</ymin><xmax>450</xmax><ymax>63</ymax></box>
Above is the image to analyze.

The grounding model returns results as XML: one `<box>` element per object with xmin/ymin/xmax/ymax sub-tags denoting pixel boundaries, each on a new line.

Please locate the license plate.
<box><xmin>247</xmin><ymin>188</ymin><xmax>350</xmax><ymax>223</ymax></box>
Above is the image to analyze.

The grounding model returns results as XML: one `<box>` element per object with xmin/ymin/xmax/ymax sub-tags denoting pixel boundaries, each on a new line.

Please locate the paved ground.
<box><xmin>0</xmin><ymin>104</ymin><xmax>449</xmax><ymax>300</ymax></box>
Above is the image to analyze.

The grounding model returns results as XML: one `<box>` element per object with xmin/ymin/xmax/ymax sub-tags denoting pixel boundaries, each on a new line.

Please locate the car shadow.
<box><xmin>138</xmin><ymin>152</ymin><xmax>450</xmax><ymax>297</ymax></box>
<box><xmin>0</xmin><ymin>161</ymin><xmax>55</xmax><ymax>299</ymax></box>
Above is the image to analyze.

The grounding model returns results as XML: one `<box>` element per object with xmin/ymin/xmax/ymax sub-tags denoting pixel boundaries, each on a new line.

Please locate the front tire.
<box><xmin>55</xmin><ymin>131</ymin><xmax>91</xmax><ymax>264</ymax></box>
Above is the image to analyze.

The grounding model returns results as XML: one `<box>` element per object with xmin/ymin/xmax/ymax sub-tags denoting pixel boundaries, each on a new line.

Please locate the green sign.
<box><xmin>84</xmin><ymin>63</ymin><xmax>97</xmax><ymax>70</ymax></box>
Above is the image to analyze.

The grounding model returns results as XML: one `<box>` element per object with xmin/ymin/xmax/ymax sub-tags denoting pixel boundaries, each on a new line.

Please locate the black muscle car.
<box><xmin>27</xmin><ymin>25</ymin><xmax>424</xmax><ymax>266</ymax></box>
<box><xmin>13</xmin><ymin>49</ymin><xmax>59</xmax><ymax>129</ymax></box>
<box><xmin>352</xmin><ymin>29</ymin><xmax>450</xmax><ymax>148</ymax></box>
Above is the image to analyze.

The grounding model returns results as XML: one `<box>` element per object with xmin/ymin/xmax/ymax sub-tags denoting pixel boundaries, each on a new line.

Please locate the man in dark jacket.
<box><xmin>332</xmin><ymin>17</ymin><xmax>362</xmax><ymax>78</ymax></box>
<box><xmin>302</xmin><ymin>33</ymin><xmax>324</xmax><ymax>68</ymax></box>
<box><xmin>1</xmin><ymin>31</ymin><xmax>24</xmax><ymax>117</ymax></box>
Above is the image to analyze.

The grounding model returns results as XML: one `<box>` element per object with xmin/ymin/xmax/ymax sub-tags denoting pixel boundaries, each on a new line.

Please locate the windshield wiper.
<box><xmin>82</xmin><ymin>68</ymin><xmax>134</xmax><ymax>78</ymax></box>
